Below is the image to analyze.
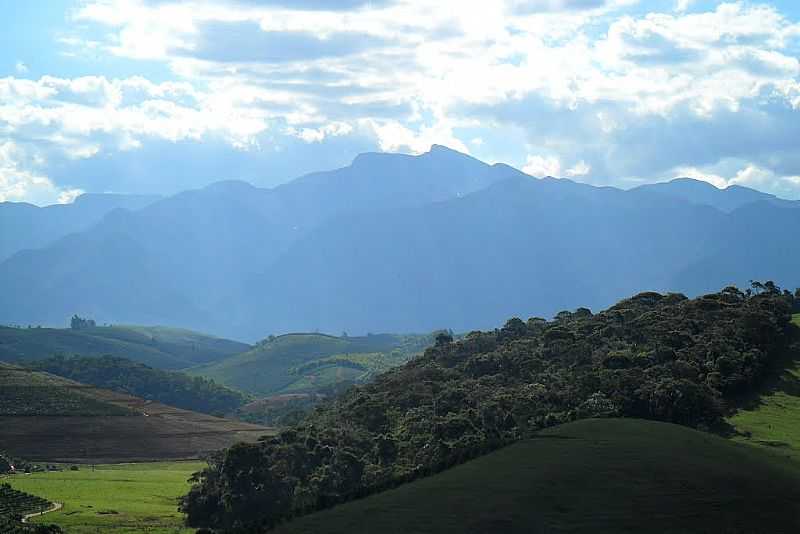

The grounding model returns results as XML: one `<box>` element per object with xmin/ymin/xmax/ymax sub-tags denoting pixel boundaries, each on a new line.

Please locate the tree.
<box><xmin>435</xmin><ymin>331</ymin><xmax>453</xmax><ymax>346</ymax></box>
<box><xmin>70</xmin><ymin>315</ymin><xmax>96</xmax><ymax>330</ymax></box>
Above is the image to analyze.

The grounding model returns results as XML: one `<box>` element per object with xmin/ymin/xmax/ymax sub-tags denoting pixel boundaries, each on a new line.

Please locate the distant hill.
<box><xmin>634</xmin><ymin>177</ymin><xmax>798</xmax><ymax>212</ymax></box>
<box><xmin>273</xmin><ymin>419</ymin><xmax>800</xmax><ymax>534</ymax></box>
<box><xmin>27</xmin><ymin>355</ymin><xmax>249</xmax><ymax>416</ymax></box>
<box><xmin>2</xmin><ymin>146</ymin><xmax>800</xmax><ymax>338</ymax></box>
<box><xmin>0</xmin><ymin>192</ymin><xmax>160</xmax><ymax>263</ymax></box>
<box><xmin>191</xmin><ymin>332</ymin><xmax>434</xmax><ymax>396</ymax></box>
<box><xmin>0</xmin><ymin>324</ymin><xmax>250</xmax><ymax>369</ymax></box>
<box><xmin>0</xmin><ymin>363</ymin><xmax>271</xmax><ymax>463</ymax></box>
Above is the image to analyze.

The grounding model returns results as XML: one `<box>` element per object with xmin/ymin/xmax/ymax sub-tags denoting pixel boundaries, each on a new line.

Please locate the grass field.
<box><xmin>728</xmin><ymin>313</ymin><xmax>800</xmax><ymax>460</ymax></box>
<box><xmin>274</xmin><ymin>418</ymin><xmax>800</xmax><ymax>534</ymax></box>
<box><xmin>5</xmin><ymin>461</ymin><xmax>202</xmax><ymax>534</ymax></box>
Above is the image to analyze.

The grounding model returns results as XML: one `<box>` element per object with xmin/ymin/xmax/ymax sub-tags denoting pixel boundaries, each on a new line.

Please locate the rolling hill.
<box><xmin>181</xmin><ymin>287</ymin><xmax>797</xmax><ymax>530</ymax></box>
<box><xmin>0</xmin><ymin>324</ymin><xmax>249</xmax><ymax>369</ymax></box>
<box><xmin>190</xmin><ymin>332</ymin><xmax>434</xmax><ymax>396</ymax></box>
<box><xmin>273</xmin><ymin>418</ymin><xmax>800</xmax><ymax>534</ymax></box>
<box><xmin>0</xmin><ymin>363</ymin><xmax>271</xmax><ymax>463</ymax></box>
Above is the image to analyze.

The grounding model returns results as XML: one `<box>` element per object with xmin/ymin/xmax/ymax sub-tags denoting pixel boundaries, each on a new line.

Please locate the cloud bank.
<box><xmin>2</xmin><ymin>0</ymin><xmax>799</xmax><ymax>203</ymax></box>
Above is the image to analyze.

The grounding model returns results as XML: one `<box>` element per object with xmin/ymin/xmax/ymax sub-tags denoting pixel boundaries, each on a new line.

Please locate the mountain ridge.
<box><xmin>2</xmin><ymin>146</ymin><xmax>799</xmax><ymax>339</ymax></box>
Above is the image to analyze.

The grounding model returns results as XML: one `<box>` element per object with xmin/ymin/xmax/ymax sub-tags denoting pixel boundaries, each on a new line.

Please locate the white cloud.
<box><xmin>3</xmin><ymin>0</ymin><xmax>800</xmax><ymax>202</ymax></box>
<box><xmin>522</xmin><ymin>155</ymin><xmax>591</xmax><ymax>178</ymax></box>
<box><xmin>14</xmin><ymin>62</ymin><xmax>28</xmax><ymax>74</ymax></box>
<box><xmin>0</xmin><ymin>141</ymin><xmax>81</xmax><ymax>205</ymax></box>
<box><xmin>523</xmin><ymin>155</ymin><xmax>562</xmax><ymax>177</ymax></box>
<box><xmin>674</xmin><ymin>163</ymin><xmax>800</xmax><ymax>199</ymax></box>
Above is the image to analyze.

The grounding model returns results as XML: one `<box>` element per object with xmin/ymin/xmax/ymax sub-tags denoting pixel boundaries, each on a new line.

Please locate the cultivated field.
<box><xmin>6</xmin><ymin>461</ymin><xmax>201</xmax><ymax>534</ymax></box>
<box><xmin>0</xmin><ymin>364</ymin><xmax>273</xmax><ymax>462</ymax></box>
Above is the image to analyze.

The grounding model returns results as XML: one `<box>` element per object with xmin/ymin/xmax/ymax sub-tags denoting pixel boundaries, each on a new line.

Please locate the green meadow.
<box><xmin>5</xmin><ymin>461</ymin><xmax>202</xmax><ymax>534</ymax></box>
<box><xmin>728</xmin><ymin>314</ymin><xmax>800</xmax><ymax>461</ymax></box>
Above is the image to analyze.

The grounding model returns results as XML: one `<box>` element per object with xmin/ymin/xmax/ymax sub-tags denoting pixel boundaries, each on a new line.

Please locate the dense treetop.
<box><xmin>182</xmin><ymin>285</ymin><xmax>798</xmax><ymax>532</ymax></box>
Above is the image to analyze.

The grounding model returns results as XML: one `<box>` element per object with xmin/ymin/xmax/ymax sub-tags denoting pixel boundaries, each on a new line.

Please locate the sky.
<box><xmin>1</xmin><ymin>0</ymin><xmax>800</xmax><ymax>205</ymax></box>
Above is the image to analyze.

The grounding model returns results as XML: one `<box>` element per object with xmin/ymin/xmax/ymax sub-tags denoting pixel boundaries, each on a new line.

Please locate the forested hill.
<box><xmin>27</xmin><ymin>355</ymin><xmax>249</xmax><ymax>416</ymax></box>
<box><xmin>182</xmin><ymin>285</ymin><xmax>798</xmax><ymax>531</ymax></box>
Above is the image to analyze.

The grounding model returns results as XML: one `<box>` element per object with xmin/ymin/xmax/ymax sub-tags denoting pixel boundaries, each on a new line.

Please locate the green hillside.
<box><xmin>0</xmin><ymin>324</ymin><xmax>249</xmax><ymax>369</ymax></box>
<box><xmin>182</xmin><ymin>288</ymin><xmax>798</xmax><ymax>531</ymax></box>
<box><xmin>191</xmin><ymin>332</ymin><xmax>434</xmax><ymax>396</ymax></box>
<box><xmin>273</xmin><ymin>418</ymin><xmax>800</xmax><ymax>534</ymax></box>
<box><xmin>728</xmin><ymin>313</ymin><xmax>800</xmax><ymax>460</ymax></box>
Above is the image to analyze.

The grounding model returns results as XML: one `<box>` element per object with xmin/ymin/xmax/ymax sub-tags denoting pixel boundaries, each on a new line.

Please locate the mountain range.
<box><xmin>1</xmin><ymin>145</ymin><xmax>798</xmax><ymax>340</ymax></box>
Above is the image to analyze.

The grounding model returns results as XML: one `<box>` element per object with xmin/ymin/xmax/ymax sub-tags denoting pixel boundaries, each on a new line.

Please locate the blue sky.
<box><xmin>1</xmin><ymin>0</ymin><xmax>800</xmax><ymax>204</ymax></box>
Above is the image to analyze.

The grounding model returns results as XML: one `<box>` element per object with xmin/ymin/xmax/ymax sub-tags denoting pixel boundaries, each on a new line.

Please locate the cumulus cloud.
<box><xmin>0</xmin><ymin>141</ymin><xmax>83</xmax><ymax>204</ymax></box>
<box><xmin>2</xmin><ymin>0</ymin><xmax>800</xmax><ymax>202</ymax></box>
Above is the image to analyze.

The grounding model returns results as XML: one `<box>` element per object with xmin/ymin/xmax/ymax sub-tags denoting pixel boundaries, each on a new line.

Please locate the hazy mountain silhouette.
<box><xmin>0</xmin><ymin>193</ymin><xmax>161</xmax><ymax>263</ymax></box>
<box><xmin>634</xmin><ymin>177</ymin><xmax>798</xmax><ymax>213</ymax></box>
<box><xmin>1</xmin><ymin>146</ymin><xmax>797</xmax><ymax>339</ymax></box>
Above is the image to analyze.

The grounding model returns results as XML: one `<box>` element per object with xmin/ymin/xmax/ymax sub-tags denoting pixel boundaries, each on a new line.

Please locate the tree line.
<box><xmin>28</xmin><ymin>356</ymin><xmax>249</xmax><ymax>416</ymax></box>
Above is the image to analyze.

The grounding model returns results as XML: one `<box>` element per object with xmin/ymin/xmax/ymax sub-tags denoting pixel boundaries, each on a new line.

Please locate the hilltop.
<box><xmin>0</xmin><ymin>324</ymin><xmax>249</xmax><ymax>369</ymax></box>
<box><xmin>0</xmin><ymin>363</ymin><xmax>271</xmax><ymax>463</ymax></box>
<box><xmin>191</xmin><ymin>332</ymin><xmax>434</xmax><ymax>396</ymax></box>
<box><xmin>274</xmin><ymin>418</ymin><xmax>800</xmax><ymax>534</ymax></box>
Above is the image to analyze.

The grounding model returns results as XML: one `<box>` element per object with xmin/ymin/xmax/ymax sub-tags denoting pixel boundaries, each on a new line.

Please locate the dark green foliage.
<box><xmin>69</xmin><ymin>315</ymin><xmax>96</xmax><ymax>330</ymax></box>
<box><xmin>0</xmin><ymin>483</ymin><xmax>62</xmax><ymax>533</ymax></box>
<box><xmin>28</xmin><ymin>356</ymin><xmax>249</xmax><ymax>415</ymax></box>
<box><xmin>182</xmin><ymin>287</ymin><xmax>795</xmax><ymax>531</ymax></box>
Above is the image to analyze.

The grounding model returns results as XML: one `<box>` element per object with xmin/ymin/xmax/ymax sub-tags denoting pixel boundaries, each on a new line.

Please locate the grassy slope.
<box><xmin>191</xmin><ymin>333</ymin><xmax>431</xmax><ymax>396</ymax></box>
<box><xmin>0</xmin><ymin>324</ymin><xmax>249</xmax><ymax>369</ymax></box>
<box><xmin>728</xmin><ymin>313</ymin><xmax>800</xmax><ymax>460</ymax></box>
<box><xmin>6</xmin><ymin>461</ymin><xmax>201</xmax><ymax>534</ymax></box>
<box><xmin>275</xmin><ymin>418</ymin><xmax>800</xmax><ymax>534</ymax></box>
<box><xmin>0</xmin><ymin>362</ymin><xmax>134</xmax><ymax>416</ymax></box>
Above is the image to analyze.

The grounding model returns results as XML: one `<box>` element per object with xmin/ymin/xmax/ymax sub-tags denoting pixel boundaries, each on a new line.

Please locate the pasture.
<box><xmin>6</xmin><ymin>461</ymin><xmax>202</xmax><ymax>534</ymax></box>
